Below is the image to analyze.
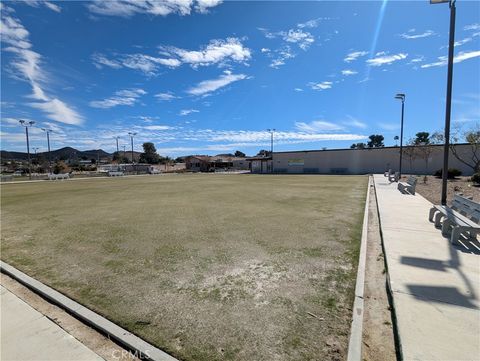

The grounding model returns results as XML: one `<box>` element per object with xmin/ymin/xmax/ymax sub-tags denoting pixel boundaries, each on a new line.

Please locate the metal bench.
<box><xmin>429</xmin><ymin>195</ymin><xmax>480</xmax><ymax>245</ymax></box>
<box><xmin>398</xmin><ymin>175</ymin><xmax>416</xmax><ymax>194</ymax></box>
<box><xmin>108</xmin><ymin>171</ymin><xmax>124</xmax><ymax>177</ymax></box>
<box><xmin>389</xmin><ymin>171</ymin><xmax>399</xmax><ymax>182</ymax></box>
<box><xmin>48</xmin><ymin>173</ymin><xmax>70</xmax><ymax>181</ymax></box>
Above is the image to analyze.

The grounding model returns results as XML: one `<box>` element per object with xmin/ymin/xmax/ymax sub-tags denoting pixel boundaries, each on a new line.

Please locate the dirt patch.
<box><xmin>362</xmin><ymin>184</ymin><xmax>397</xmax><ymax>361</ymax></box>
<box><xmin>411</xmin><ymin>175</ymin><xmax>479</xmax><ymax>205</ymax></box>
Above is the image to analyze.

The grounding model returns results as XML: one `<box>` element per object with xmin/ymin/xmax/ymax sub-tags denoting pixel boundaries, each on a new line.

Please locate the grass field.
<box><xmin>1</xmin><ymin>174</ymin><xmax>367</xmax><ymax>361</ymax></box>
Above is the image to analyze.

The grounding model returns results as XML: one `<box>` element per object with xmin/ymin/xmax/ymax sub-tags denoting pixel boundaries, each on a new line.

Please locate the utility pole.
<box><xmin>430</xmin><ymin>0</ymin><xmax>456</xmax><ymax>205</ymax></box>
<box><xmin>128</xmin><ymin>132</ymin><xmax>137</xmax><ymax>174</ymax></box>
<box><xmin>19</xmin><ymin>119</ymin><xmax>35</xmax><ymax>180</ymax></box>
<box><xmin>395</xmin><ymin>93</ymin><xmax>405</xmax><ymax>178</ymax></box>
<box><xmin>42</xmin><ymin>128</ymin><xmax>52</xmax><ymax>173</ymax></box>
<box><xmin>267</xmin><ymin>128</ymin><xmax>275</xmax><ymax>173</ymax></box>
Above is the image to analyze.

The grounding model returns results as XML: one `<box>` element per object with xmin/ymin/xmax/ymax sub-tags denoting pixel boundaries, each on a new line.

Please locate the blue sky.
<box><xmin>1</xmin><ymin>0</ymin><xmax>479</xmax><ymax>157</ymax></box>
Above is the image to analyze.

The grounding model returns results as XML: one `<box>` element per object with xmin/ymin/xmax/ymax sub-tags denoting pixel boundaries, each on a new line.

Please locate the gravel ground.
<box><xmin>405</xmin><ymin>175</ymin><xmax>480</xmax><ymax>205</ymax></box>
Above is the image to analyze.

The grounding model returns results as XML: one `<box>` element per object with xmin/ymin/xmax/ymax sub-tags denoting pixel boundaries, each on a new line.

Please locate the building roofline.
<box><xmin>272</xmin><ymin>142</ymin><xmax>471</xmax><ymax>155</ymax></box>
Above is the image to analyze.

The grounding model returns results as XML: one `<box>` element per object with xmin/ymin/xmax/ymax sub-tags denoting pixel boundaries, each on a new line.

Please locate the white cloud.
<box><xmin>87</xmin><ymin>0</ymin><xmax>222</xmax><ymax>17</ymax></box>
<box><xmin>91</xmin><ymin>53</ymin><xmax>122</xmax><ymax>69</ymax></box>
<box><xmin>144</xmin><ymin>125</ymin><xmax>172</xmax><ymax>131</ymax></box>
<box><xmin>308</xmin><ymin>81</ymin><xmax>333</xmax><ymax>91</ymax></box>
<box><xmin>400</xmin><ymin>30</ymin><xmax>435</xmax><ymax>39</ymax></box>
<box><xmin>282</xmin><ymin>29</ymin><xmax>314</xmax><ymax>50</ymax></box>
<box><xmin>23</xmin><ymin>0</ymin><xmax>61</xmax><ymax>12</ymax></box>
<box><xmin>344</xmin><ymin>115</ymin><xmax>367</xmax><ymax>129</ymax></box>
<box><xmin>29</xmin><ymin>99</ymin><xmax>83</xmax><ymax>125</ymax></box>
<box><xmin>92</xmin><ymin>53</ymin><xmax>180</xmax><ymax>75</ymax></box>
<box><xmin>297</xmin><ymin>18</ymin><xmax>321</xmax><ymax>29</ymax></box>
<box><xmin>0</xmin><ymin>12</ymin><xmax>83</xmax><ymax>125</ymax></box>
<box><xmin>409</xmin><ymin>56</ymin><xmax>425</xmax><ymax>63</ymax></box>
<box><xmin>162</xmin><ymin>37</ymin><xmax>251</xmax><ymax>68</ymax></box>
<box><xmin>453</xmin><ymin>36</ymin><xmax>475</xmax><ymax>47</ymax></box>
<box><xmin>294</xmin><ymin>88</ymin><xmax>303</xmax><ymax>92</ymax></box>
<box><xmin>421</xmin><ymin>50</ymin><xmax>480</xmax><ymax>68</ymax></box>
<box><xmin>155</xmin><ymin>92</ymin><xmax>178</xmax><ymax>101</ymax></box>
<box><xmin>341</xmin><ymin>69</ymin><xmax>358</xmax><ymax>76</ymax></box>
<box><xmin>464</xmin><ymin>23</ymin><xmax>480</xmax><ymax>31</ymax></box>
<box><xmin>259</xmin><ymin>23</ymin><xmax>316</xmax><ymax>67</ymax></box>
<box><xmin>93</xmin><ymin>38</ymin><xmax>250</xmax><ymax>75</ymax></box>
<box><xmin>187</xmin><ymin>71</ymin><xmax>248</xmax><ymax>96</ymax></box>
<box><xmin>89</xmin><ymin>88</ymin><xmax>146</xmax><ymax>108</ymax></box>
<box><xmin>179</xmin><ymin>109</ymin><xmax>199</xmax><ymax>116</ymax></box>
<box><xmin>269</xmin><ymin>46</ymin><xmax>295</xmax><ymax>68</ymax></box>
<box><xmin>295</xmin><ymin>120</ymin><xmax>344</xmax><ymax>132</ymax></box>
<box><xmin>344</xmin><ymin>51</ymin><xmax>368</xmax><ymax>63</ymax></box>
<box><xmin>367</xmin><ymin>53</ymin><xmax>408</xmax><ymax>66</ymax></box>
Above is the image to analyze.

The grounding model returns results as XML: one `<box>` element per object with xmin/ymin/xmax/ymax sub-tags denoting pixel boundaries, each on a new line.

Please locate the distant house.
<box><xmin>185</xmin><ymin>155</ymin><xmax>249</xmax><ymax>172</ymax></box>
<box><xmin>246</xmin><ymin>156</ymin><xmax>272</xmax><ymax>174</ymax></box>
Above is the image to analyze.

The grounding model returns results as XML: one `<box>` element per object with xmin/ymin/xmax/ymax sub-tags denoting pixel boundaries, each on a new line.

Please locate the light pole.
<box><xmin>267</xmin><ymin>128</ymin><xmax>275</xmax><ymax>173</ymax></box>
<box><xmin>128</xmin><ymin>132</ymin><xmax>137</xmax><ymax>173</ymax></box>
<box><xmin>114</xmin><ymin>136</ymin><xmax>120</xmax><ymax>153</ymax></box>
<box><xmin>430</xmin><ymin>0</ymin><xmax>456</xmax><ymax>205</ymax></box>
<box><xmin>41</xmin><ymin>128</ymin><xmax>52</xmax><ymax>173</ymax></box>
<box><xmin>19</xmin><ymin>119</ymin><xmax>35</xmax><ymax>179</ymax></box>
<box><xmin>395</xmin><ymin>93</ymin><xmax>405</xmax><ymax>178</ymax></box>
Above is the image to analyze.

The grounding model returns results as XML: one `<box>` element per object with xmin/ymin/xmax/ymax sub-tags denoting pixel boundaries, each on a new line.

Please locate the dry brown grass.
<box><xmin>1</xmin><ymin>174</ymin><xmax>367</xmax><ymax>361</ymax></box>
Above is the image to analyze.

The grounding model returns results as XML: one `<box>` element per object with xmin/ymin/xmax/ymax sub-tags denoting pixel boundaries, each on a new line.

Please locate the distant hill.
<box><xmin>1</xmin><ymin>147</ymin><xmax>113</xmax><ymax>161</ymax></box>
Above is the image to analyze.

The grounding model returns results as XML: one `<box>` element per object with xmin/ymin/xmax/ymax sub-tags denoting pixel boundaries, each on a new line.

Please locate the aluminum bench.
<box><xmin>398</xmin><ymin>175</ymin><xmax>416</xmax><ymax>194</ymax></box>
<box><xmin>429</xmin><ymin>195</ymin><xmax>480</xmax><ymax>245</ymax></box>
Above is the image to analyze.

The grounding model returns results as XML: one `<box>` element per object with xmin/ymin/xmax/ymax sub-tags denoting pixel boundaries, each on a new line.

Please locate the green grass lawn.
<box><xmin>1</xmin><ymin>174</ymin><xmax>367</xmax><ymax>361</ymax></box>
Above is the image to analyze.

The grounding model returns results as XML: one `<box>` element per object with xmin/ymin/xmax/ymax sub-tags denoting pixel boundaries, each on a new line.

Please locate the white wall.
<box><xmin>271</xmin><ymin>144</ymin><xmax>477</xmax><ymax>175</ymax></box>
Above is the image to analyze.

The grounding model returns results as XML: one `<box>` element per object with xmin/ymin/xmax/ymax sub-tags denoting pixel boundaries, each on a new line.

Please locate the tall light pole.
<box><xmin>114</xmin><ymin>136</ymin><xmax>120</xmax><ymax>153</ymax></box>
<box><xmin>128</xmin><ymin>132</ymin><xmax>137</xmax><ymax>173</ymax></box>
<box><xmin>395</xmin><ymin>93</ymin><xmax>405</xmax><ymax>178</ymax></box>
<box><xmin>267</xmin><ymin>128</ymin><xmax>275</xmax><ymax>173</ymax></box>
<box><xmin>430</xmin><ymin>0</ymin><xmax>456</xmax><ymax>205</ymax></box>
<box><xmin>19</xmin><ymin>119</ymin><xmax>35</xmax><ymax>179</ymax></box>
<box><xmin>41</xmin><ymin>128</ymin><xmax>52</xmax><ymax>173</ymax></box>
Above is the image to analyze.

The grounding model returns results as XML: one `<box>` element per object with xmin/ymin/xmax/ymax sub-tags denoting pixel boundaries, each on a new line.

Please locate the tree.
<box><xmin>256</xmin><ymin>149</ymin><xmax>271</xmax><ymax>157</ymax></box>
<box><xmin>414</xmin><ymin>132</ymin><xmax>430</xmax><ymax>145</ymax></box>
<box><xmin>403</xmin><ymin>139</ymin><xmax>418</xmax><ymax>173</ymax></box>
<box><xmin>451</xmin><ymin>125</ymin><xmax>480</xmax><ymax>173</ymax></box>
<box><xmin>430</xmin><ymin>131</ymin><xmax>444</xmax><ymax>144</ymax></box>
<box><xmin>350</xmin><ymin>143</ymin><xmax>366</xmax><ymax>149</ymax></box>
<box><xmin>367</xmin><ymin>134</ymin><xmax>384</xmax><ymax>148</ymax></box>
<box><xmin>394</xmin><ymin>136</ymin><xmax>399</xmax><ymax>146</ymax></box>
<box><xmin>139</xmin><ymin>142</ymin><xmax>160</xmax><ymax>164</ymax></box>
<box><xmin>234</xmin><ymin>150</ymin><xmax>246</xmax><ymax>157</ymax></box>
<box><xmin>53</xmin><ymin>161</ymin><xmax>70</xmax><ymax>174</ymax></box>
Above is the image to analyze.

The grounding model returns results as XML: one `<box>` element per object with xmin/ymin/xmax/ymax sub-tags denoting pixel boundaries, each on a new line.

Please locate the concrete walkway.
<box><xmin>1</xmin><ymin>286</ymin><xmax>104</xmax><ymax>361</ymax></box>
<box><xmin>373</xmin><ymin>175</ymin><xmax>480</xmax><ymax>360</ymax></box>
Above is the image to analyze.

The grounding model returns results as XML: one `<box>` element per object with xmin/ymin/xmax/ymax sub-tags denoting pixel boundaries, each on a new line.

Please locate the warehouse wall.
<box><xmin>271</xmin><ymin>144</ymin><xmax>477</xmax><ymax>175</ymax></box>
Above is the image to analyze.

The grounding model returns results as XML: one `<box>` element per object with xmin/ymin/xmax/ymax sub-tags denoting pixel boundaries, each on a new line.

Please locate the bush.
<box><xmin>471</xmin><ymin>173</ymin><xmax>480</xmax><ymax>185</ymax></box>
<box><xmin>433</xmin><ymin>168</ymin><xmax>462</xmax><ymax>179</ymax></box>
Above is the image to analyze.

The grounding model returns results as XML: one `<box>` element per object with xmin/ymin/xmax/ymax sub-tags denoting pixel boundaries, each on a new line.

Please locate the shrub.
<box><xmin>471</xmin><ymin>173</ymin><xmax>480</xmax><ymax>185</ymax></box>
<box><xmin>433</xmin><ymin>168</ymin><xmax>462</xmax><ymax>179</ymax></box>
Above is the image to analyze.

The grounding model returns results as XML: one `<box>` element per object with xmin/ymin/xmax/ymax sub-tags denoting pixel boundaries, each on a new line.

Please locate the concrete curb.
<box><xmin>346</xmin><ymin>176</ymin><xmax>371</xmax><ymax>361</ymax></box>
<box><xmin>0</xmin><ymin>261</ymin><xmax>178</xmax><ymax>361</ymax></box>
<box><xmin>371</xmin><ymin>177</ymin><xmax>403</xmax><ymax>361</ymax></box>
